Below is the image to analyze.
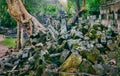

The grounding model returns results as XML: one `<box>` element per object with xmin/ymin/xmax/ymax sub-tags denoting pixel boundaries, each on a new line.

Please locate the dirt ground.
<box><xmin>0</xmin><ymin>35</ymin><xmax>8</xmax><ymax>57</ymax></box>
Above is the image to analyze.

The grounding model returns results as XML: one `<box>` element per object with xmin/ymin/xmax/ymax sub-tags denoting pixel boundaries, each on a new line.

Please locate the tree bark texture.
<box><xmin>6</xmin><ymin>0</ymin><xmax>46</xmax><ymax>50</ymax></box>
<box><xmin>68</xmin><ymin>0</ymin><xmax>85</xmax><ymax>25</ymax></box>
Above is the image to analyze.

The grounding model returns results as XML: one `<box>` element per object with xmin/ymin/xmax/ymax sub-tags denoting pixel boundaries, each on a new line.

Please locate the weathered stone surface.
<box><xmin>59</xmin><ymin>53</ymin><xmax>82</xmax><ymax>72</ymax></box>
<box><xmin>78</xmin><ymin>59</ymin><xmax>96</xmax><ymax>74</ymax></box>
<box><xmin>22</xmin><ymin>52</ymin><xmax>28</xmax><ymax>59</ymax></box>
<box><xmin>107</xmin><ymin>44</ymin><xmax>116</xmax><ymax>51</ymax></box>
<box><xmin>92</xmin><ymin>64</ymin><xmax>104</xmax><ymax>75</ymax></box>
<box><xmin>60</xmin><ymin>19</ymin><xmax>67</xmax><ymax>34</ymax></box>
<box><xmin>4</xmin><ymin>63</ymin><xmax>13</xmax><ymax>69</ymax></box>
<box><xmin>93</xmin><ymin>47</ymin><xmax>100</xmax><ymax>55</ymax></box>
<box><xmin>60</xmin><ymin>49</ymin><xmax>70</xmax><ymax>63</ymax></box>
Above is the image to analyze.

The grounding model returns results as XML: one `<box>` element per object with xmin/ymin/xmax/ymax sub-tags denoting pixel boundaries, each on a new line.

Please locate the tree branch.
<box><xmin>68</xmin><ymin>0</ymin><xmax>85</xmax><ymax>25</ymax></box>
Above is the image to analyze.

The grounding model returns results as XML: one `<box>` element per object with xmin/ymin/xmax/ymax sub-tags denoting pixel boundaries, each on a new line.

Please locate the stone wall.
<box><xmin>100</xmin><ymin>0</ymin><xmax>120</xmax><ymax>31</ymax></box>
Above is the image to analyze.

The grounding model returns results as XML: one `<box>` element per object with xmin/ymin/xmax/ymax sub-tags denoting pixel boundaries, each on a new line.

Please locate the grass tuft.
<box><xmin>0</xmin><ymin>37</ymin><xmax>16</xmax><ymax>47</ymax></box>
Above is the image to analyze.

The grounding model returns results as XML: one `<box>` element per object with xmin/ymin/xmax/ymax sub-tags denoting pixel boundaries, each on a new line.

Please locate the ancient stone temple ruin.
<box><xmin>100</xmin><ymin>0</ymin><xmax>120</xmax><ymax>31</ymax></box>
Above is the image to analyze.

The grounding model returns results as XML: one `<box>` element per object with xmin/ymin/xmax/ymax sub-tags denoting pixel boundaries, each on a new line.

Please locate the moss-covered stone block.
<box><xmin>59</xmin><ymin>53</ymin><xmax>82</xmax><ymax>72</ymax></box>
<box><xmin>93</xmin><ymin>47</ymin><xmax>100</xmax><ymax>55</ymax></box>
<box><xmin>107</xmin><ymin>44</ymin><xmax>115</xmax><ymax>51</ymax></box>
<box><xmin>78</xmin><ymin>59</ymin><xmax>96</xmax><ymax>74</ymax></box>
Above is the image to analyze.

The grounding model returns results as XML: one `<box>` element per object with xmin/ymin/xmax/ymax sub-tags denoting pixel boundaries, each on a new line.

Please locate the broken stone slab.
<box><xmin>0</xmin><ymin>58</ymin><xmax>2</xmax><ymax>63</ymax></box>
<box><xmin>22</xmin><ymin>52</ymin><xmax>28</xmax><ymax>59</ymax></box>
<box><xmin>80</xmin><ymin>51</ymin><xmax>103</xmax><ymax>64</ymax></box>
<box><xmin>67</xmin><ymin>39</ymin><xmax>81</xmax><ymax>49</ymax></box>
<box><xmin>54</xmin><ymin>20</ymin><xmax>60</xmax><ymax>30</ymax></box>
<box><xmin>83</xmin><ymin>25</ymin><xmax>89</xmax><ymax>29</ymax></box>
<box><xmin>35</xmin><ymin>43</ymin><xmax>43</xmax><ymax>47</ymax></box>
<box><xmin>87</xmin><ymin>43</ymin><xmax>94</xmax><ymax>50</ymax></box>
<box><xmin>93</xmin><ymin>47</ymin><xmax>100</xmax><ymax>55</ymax></box>
<box><xmin>106</xmin><ymin>29</ymin><xmax>112</xmax><ymax>36</ymax></box>
<box><xmin>71</xmin><ymin>41</ymin><xmax>87</xmax><ymax>51</ymax></box>
<box><xmin>0</xmin><ymin>72</ymin><xmax>6</xmax><ymax>76</ymax></box>
<box><xmin>4</xmin><ymin>63</ymin><xmax>14</xmax><ymax>69</ymax></box>
<box><xmin>107</xmin><ymin>40</ymin><xmax>113</xmax><ymax>45</ymax></box>
<box><xmin>107</xmin><ymin>44</ymin><xmax>116</xmax><ymax>51</ymax></box>
<box><xmin>11</xmin><ymin>64</ymin><xmax>19</xmax><ymax>73</ymax></box>
<box><xmin>72</xmin><ymin>31</ymin><xmax>84</xmax><ymax>39</ymax></box>
<box><xmin>17</xmin><ymin>51</ymin><xmax>23</xmax><ymax>59</ymax></box>
<box><xmin>60</xmin><ymin>19</ymin><xmax>67</xmax><ymax>34</ymax></box>
<box><xmin>58</xmin><ymin>34</ymin><xmax>70</xmax><ymax>44</ymax></box>
<box><xmin>70</xmin><ymin>26</ymin><xmax>76</xmax><ymax>35</ymax></box>
<box><xmin>1</xmin><ymin>57</ymin><xmax>10</xmax><ymax>63</ymax></box>
<box><xmin>78</xmin><ymin>59</ymin><xmax>96</xmax><ymax>74</ymax></box>
<box><xmin>30</xmin><ymin>30</ymin><xmax>47</xmax><ymax>43</ymax></box>
<box><xmin>42</xmin><ymin>71</ymin><xmax>97</xmax><ymax>76</ymax></box>
<box><xmin>84</xmin><ymin>36</ymin><xmax>90</xmax><ymax>41</ymax></box>
<box><xmin>14</xmin><ymin>60</ymin><xmax>20</xmax><ymax>65</ymax></box>
<box><xmin>106</xmin><ymin>36</ymin><xmax>112</xmax><ymax>39</ymax></box>
<box><xmin>47</xmin><ymin>24</ymin><xmax>59</xmax><ymax>40</ymax></box>
<box><xmin>95</xmin><ymin>19</ymin><xmax>101</xmax><ymax>23</ymax></box>
<box><xmin>100</xmin><ymin>36</ymin><xmax>107</xmax><ymax>44</ymax></box>
<box><xmin>96</xmin><ymin>31</ymin><xmax>102</xmax><ymax>35</ymax></box>
<box><xmin>50</xmin><ymin>53</ymin><xmax>61</xmax><ymax>57</ymax></box>
<box><xmin>95</xmin><ymin>44</ymin><xmax>106</xmax><ymax>54</ymax></box>
<box><xmin>60</xmin><ymin>49</ymin><xmax>70</xmax><ymax>63</ymax></box>
<box><xmin>59</xmin><ymin>53</ymin><xmax>82</xmax><ymax>72</ymax></box>
<box><xmin>96</xmin><ymin>31</ymin><xmax>102</xmax><ymax>38</ymax></box>
<box><xmin>108</xmin><ymin>59</ymin><xmax>116</xmax><ymax>66</ymax></box>
<box><xmin>40</xmin><ymin>50</ymin><xmax>49</xmax><ymax>62</ymax></box>
<box><xmin>46</xmin><ymin>64</ymin><xmax>58</xmax><ymax>71</ymax></box>
<box><xmin>95</xmin><ymin>43</ymin><xmax>104</xmax><ymax>48</ymax></box>
<box><xmin>55</xmin><ymin>40</ymin><xmax>68</xmax><ymax>53</ymax></box>
<box><xmin>80</xmin><ymin>41</ymin><xmax>88</xmax><ymax>46</ymax></box>
<box><xmin>46</xmin><ymin>41</ymin><xmax>53</xmax><ymax>50</ymax></box>
<box><xmin>28</xmin><ymin>56</ymin><xmax>35</xmax><ymax>65</ymax></box>
<box><xmin>92</xmin><ymin>64</ymin><xmax>104</xmax><ymax>75</ymax></box>
<box><xmin>11</xmin><ymin>52</ymin><xmax>18</xmax><ymax>55</ymax></box>
<box><xmin>23</xmin><ymin>46</ymin><xmax>31</xmax><ymax>51</ymax></box>
<box><xmin>90</xmin><ymin>40</ymin><xmax>97</xmax><ymax>45</ymax></box>
<box><xmin>103</xmin><ymin>64</ymin><xmax>117</xmax><ymax>76</ymax></box>
<box><xmin>41</xmin><ymin>50</ymin><xmax>49</xmax><ymax>56</ymax></box>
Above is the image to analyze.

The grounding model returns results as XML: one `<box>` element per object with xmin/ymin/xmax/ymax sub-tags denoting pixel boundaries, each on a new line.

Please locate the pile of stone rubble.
<box><xmin>0</xmin><ymin>15</ymin><xmax>119</xmax><ymax>76</ymax></box>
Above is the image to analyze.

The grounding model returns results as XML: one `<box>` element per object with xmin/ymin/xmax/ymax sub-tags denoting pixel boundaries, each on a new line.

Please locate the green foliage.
<box><xmin>86</xmin><ymin>0</ymin><xmax>103</xmax><ymax>11</ymax></box>
<box><xmin>24</xmin><ymin>0</ymin><xmax>60</xmax><ymax>16</ymax></box>
<box><xmin>67</xmin><ymin>0</ymin><xmax>76</xmax><ymax>16</ymax></box>
<box><xmin>0</xmin><ymin>0</ymin><xmax>16</xmax><ymax>27</ymax></box>
<box><xmin>66</xmin><ymin>0</ymin><xmax>103</xmax><ymax>17</ymax></box>
<box><xmin>24</xmin><ymin>0</ymin><xmax>42</xmax><ymax>14</ymax></box>
<box><xmin>41</xmin><ymin>4</ymin><xmax>60</xmax><ymax>15</ymax></box>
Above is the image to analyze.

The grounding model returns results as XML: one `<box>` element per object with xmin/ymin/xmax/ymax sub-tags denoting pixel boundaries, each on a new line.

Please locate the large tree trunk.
<box><xmin>68</xmin><ymin>0</ymin><xmax>85</xmax><ymax>25</ymax></box>
<box><xmin>75</xmin><ymin>0</ymin><xmax>80</xmax><ymax>23</ymax></box>
<box><xmin>6</xmin><ymin>0</ymin><xmax>46</xmax><ymax>50</ymax></box>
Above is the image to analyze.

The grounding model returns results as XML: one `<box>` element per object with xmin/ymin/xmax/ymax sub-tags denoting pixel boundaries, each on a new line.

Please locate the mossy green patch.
<box><xmin>0</xmin><ymin>37</ymin><xmax>16</xmax><ymax>47</ymax></box>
